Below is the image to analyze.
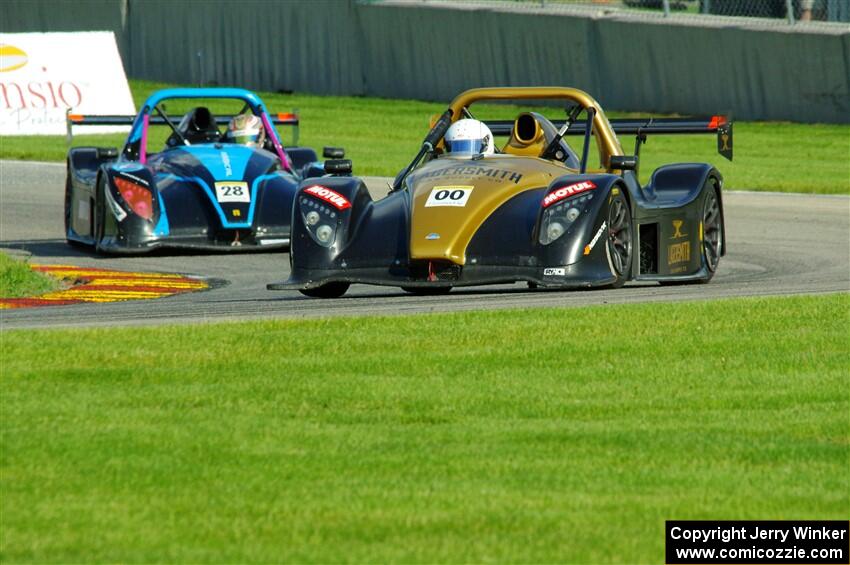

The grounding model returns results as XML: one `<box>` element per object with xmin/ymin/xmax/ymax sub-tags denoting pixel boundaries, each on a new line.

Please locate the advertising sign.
<box><xmin>0</xmin><ymin>32</ymin><xmax>135</xmax><ymax>135</ymax></box>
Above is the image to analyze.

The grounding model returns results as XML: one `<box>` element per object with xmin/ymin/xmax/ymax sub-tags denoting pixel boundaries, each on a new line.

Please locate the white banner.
<box><xmin>0</xmin><ymin>32</ymin><xmax>135</xmax><ymax>135</ymax></box>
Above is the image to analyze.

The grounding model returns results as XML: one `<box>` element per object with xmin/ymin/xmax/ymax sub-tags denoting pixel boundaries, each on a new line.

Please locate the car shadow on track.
<box><xmin>0</xmin><ymin>239</ymin><xmax>289</xmax><ymax>259</ymax></box>
<box><xmin>264</xmin><ymin>282</ymin><xmax>659</xmax><ymax>303</ymax></box>
<box><xmin>0</xmin><ymin>239</ymin><xmax>91</xmax><ymax>259</ymax></box>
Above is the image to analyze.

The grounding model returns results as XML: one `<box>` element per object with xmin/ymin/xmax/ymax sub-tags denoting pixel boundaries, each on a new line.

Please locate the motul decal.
<box><xmin>304</xmin><ymin>185</ymin><xmax>351</xmax><ymax>210</ymax></box>
<box><xmin>542</xmin><ymin>181</ymin><xmax>597</xmax><ymax>208</ymax></box>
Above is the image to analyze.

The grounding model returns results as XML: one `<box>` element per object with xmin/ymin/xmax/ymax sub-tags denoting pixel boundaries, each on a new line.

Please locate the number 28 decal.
<box><xmin>214</xmin><ymin>181</ymin><xmax>250</xmax><ymax>203</ymax></box>
<box><xmin>425</xmin><ymin>186</ymin><xmax>473</xmax><ymax>208</ymax></box>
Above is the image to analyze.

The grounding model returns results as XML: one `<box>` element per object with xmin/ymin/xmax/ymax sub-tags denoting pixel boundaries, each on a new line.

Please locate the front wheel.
<box><xmin>602</xmin><ymin>189</ymin><xmax>633</xmax><ymax>289</ymax></box>
<box><xmin>64</xmin><ymin>172</ymin><xmax>88</xmax><ymax>248</ymax></box>
<box><xmin>299</xmin><ymin>282</ymin><xmax>350</xmax><ymax>299</ymax></box>
<box><xmin>93</xmin><ymin>175</ymin><xmax>107</xmax><ymax>254</ymax></box>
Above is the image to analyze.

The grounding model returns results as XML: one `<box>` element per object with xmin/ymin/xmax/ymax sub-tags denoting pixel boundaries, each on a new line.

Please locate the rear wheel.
<box><xmin>401</xmin><ymin>286</ymin><xmax>452</xmax><ymax>296</ymax></box>
<box><xmin>603</xmin><ymin>190</ymin><xmax>633</xmax><ymax>288</ymax></box>
<box><xmin>299</xmin><ymin>282</ymin><xmax>350</xmax><ymax>298</ymax></box>
<box><xmin>701</xmin><ymin>185</ymin><xmax>723</xmax><ymax>281</ymax></box>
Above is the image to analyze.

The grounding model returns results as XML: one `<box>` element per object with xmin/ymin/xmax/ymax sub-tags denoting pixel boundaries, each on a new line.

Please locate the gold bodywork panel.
<box><xmin>409</xmin><ymin>155</ymin><xmax>573</xmax><ymax>264</ymax></box>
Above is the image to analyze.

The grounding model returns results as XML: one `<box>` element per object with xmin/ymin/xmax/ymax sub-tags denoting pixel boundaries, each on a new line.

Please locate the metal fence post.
<box><xmin>785</xmin><ymin>0</ymin><xmax>795</xmax><ymax>23</ymax></box>
<box><xmin>662</xmin><ymin>0</ymin><xmax>671</xmax><ymax>17</ymax></box>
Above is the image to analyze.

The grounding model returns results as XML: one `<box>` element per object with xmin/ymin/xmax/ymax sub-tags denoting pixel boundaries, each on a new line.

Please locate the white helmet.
<box><xmin>225</xmin><ymin>113</ymin><xmax>266</xmax><ymax>148</ymax></box>
<box><xmin>444</xmin><ymin>119</ymin><xmax>494</xmax><ymax>156</ymax></box>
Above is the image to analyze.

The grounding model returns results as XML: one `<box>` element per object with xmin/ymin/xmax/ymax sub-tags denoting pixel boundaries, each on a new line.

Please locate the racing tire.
<box><xmin>700</xmin><ymin>183</ymin><xmax>723</xmax><ymax>282</ymax></box>
<box><xmin>93</xmin><ymin>176</ymin><xmax>107</xmax><ymax>254</ymax></box>
<box><xmin>299</xmin><ymin>282</ymin><xmax>350</xmax><ymax>298</ymax></box>
<box><xmin>64</xmin><ymin>173</ymin><xmax>81</xmax><ymax>246</ymax></box>
<box><xmin>601</xmin><ymin>189</ymin><xmax>633</xmax><ymax>289</ymax></box>
<box><xmin>401</xmin><ymin>286</ymin><xmax>452</xmax><ymax>296</ymax></box>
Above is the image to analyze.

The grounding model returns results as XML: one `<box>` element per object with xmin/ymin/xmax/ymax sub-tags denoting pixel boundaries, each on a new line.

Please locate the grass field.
<box><xmin>1</xmin><ymin>79</ymin><xmax>848</xmax><ymax>194</ymax></box>
<box><xmin>2</xmin><ymin>294</ymin><xmax>847</xmax><ymax>562</ymax></box>
<box><xmin>0</xmin><ymin>252</ymin><xmax>58</xmax><ymax>298</ymax></box>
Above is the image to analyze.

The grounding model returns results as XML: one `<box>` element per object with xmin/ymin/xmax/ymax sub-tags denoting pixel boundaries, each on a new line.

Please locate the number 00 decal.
<box><xmin>214</xmin><ymin>181</ymin><xmax>250</xmax><ymax>203</ymax></box>
<box><xmin>425</xmin><ymin>186</ymin><xmax>473</xmax><ymax>208</ymax></box>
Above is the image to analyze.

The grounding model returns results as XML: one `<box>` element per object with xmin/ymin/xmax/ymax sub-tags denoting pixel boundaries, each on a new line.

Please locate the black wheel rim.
<box><xmin>703</xmin><ymin>189</ymin><xmax>722</xmax><ymax>272</ymax></box>
<box><xmin>607</xmin><ymin>196</ymin><xmax>632</xmax><ymax>276</ymax></box>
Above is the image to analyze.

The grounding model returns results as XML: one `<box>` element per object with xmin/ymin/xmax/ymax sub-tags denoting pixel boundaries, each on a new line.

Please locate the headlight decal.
<box><xmin>299</xmin><ymin>193</ymin><xmax>341</xmax><ymax>248</ymax></box>
<box><xmin>539</xmin><ymin>192</ymin><xmax>595</xmax><ymax>245</ymax></box>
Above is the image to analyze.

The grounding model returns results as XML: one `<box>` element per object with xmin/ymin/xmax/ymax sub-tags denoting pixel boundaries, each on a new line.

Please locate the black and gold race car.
<box><xmin>268</xmin><ymin>87</ymin><xmax>731</xmax><ymax>298</ymax></box>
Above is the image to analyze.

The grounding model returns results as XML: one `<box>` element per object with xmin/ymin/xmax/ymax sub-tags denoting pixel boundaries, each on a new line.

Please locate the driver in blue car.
<box><xmin>224</xmin><ymin>113</ymin><xmax>266</xmax><ymax>149</ymax></box>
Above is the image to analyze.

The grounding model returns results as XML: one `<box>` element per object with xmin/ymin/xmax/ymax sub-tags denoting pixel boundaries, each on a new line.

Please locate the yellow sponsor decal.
<box><xmin>0</xmin><ymin>44</ymin><xmax>28</xmax><ymax>72</ymax></box>
<box><xmin>671</xmin><ymin>219</ymin><xmax>686</xmax><ymax>240</ymax></box>
<box><xmin>667</xmin><ymin>241</ymin><xmax>691</xmax><ymax>265</ymax></box>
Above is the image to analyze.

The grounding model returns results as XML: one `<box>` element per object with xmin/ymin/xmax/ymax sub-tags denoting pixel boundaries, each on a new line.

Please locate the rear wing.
<box><xmin>65</xmin><ymin>110</ymin><xmax>300</xmax><ymax>145</ymax></box>
<box><xmin>484</xmin><ymin>115</ymin><xmax>733</xmax><ymax>161</ymax></box>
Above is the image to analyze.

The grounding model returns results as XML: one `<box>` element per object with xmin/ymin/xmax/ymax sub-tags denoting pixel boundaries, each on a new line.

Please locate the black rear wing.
<box><xmin>484</xmin><ymin>116</ymin><xmax>733</xmax><ymax>161</ymax></box>
<box><xmin>66</xmin><ymin>110</ymin><xmax>300</xmax><ymax>144</ymax></box>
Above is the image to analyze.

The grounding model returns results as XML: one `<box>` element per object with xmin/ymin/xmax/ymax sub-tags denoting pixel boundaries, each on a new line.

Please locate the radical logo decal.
<box><xmin>583</xmin><ymin>221</ymin><xmax>607</xmax><ymax>255</ymax></box>
<box><xmin>0</xmin><ymin>44</ymin><xmax>28</xmax><ymax>72</ymax></box>
<box><xmin>304</xmin><ymin>185</ymin><xmax>351</xmax><ymax>210</ymax></box>
<box><xmin>425</xmin><ymin>186</ymin><xmax>473</xmax><ymax>208</ymax></box>
<box><xmin>542</xmin><ymin>181</ymin><xmax>596</xmax><ymax>208</ymax></box>
<box><xmin>671</xmin><ymin>219</ymin><xmax>687</xmax><ymax>239</ymax></box>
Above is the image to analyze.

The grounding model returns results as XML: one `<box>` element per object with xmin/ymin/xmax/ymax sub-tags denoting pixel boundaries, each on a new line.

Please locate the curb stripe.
<box><xmin>1</xmin><ymin>264</ymin><xmax>209</xmax><ymax>309</ymax></box>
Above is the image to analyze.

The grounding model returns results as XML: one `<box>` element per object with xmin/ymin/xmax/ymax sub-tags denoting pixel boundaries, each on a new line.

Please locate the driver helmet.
<box><xmin>225</xmin><ymin>113</ymin><xmax>266</xmax><ymax>148</ymax></box>
<box><xmin>444</xmin><ymin>119</ymin><xmax>494</xmax><ymax>156</ymax></box>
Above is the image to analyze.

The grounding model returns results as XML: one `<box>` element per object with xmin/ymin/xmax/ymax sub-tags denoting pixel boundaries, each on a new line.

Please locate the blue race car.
<box><xmin>64</xmin><ymin>87</ymin><xmax>348</xmax><ymax>252</ymax></box>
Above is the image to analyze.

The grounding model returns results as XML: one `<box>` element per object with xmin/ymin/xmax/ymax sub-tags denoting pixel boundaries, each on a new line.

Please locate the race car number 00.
<box><xmin>425</xmin><ymin>186</ymin><xmax>473</xmax><ymax>208</ymax></box>
<box><xmin>214</xmin><ymin>181</ymin><xmax>250</xmax><ymax>203</ymax></box>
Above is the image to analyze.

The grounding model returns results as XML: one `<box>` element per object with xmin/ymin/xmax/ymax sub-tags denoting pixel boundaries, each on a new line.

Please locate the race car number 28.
<box><xmin>425</xmin><ymin>186</ymin><xmax>473</xmax><ymax>208</ymax></box>
<box><xmin>214</xmin><ymin>181</ymin><xmax>250</xmax><ymax>203</ymax></box>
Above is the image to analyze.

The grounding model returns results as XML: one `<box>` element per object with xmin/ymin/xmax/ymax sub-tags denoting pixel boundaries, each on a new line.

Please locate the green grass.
<box><xmin>0</xmin><ymin>252</ymin><xmax>58</xmax><ymax>298</ymax></box>
<box><xmin>2</xmin><ymin>294</ymin><xmax>847</xmax><ymax>563</ymax></box>
<box><xmin>0</xmin><ymin>79</ymin><xmax>847</xmax><ymax>194</ymax></box>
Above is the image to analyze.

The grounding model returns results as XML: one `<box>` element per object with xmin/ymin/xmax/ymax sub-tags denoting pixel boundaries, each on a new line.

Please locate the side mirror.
<box><xmin>323</xmin><ymin>146</ymin><xmax>345</xmax><ymax>159</ymax></box>
<box><xmin>325</xmin><ymin>159</ymin><xmax>352</xmax><ymax>176</ymax></box>
<box><xmin>610</xmin><ymin>155</ymin><xmax>638</xmax><ymax>171</ymax></box>
<box><xmin>96</xmin><ymin>147</ymin><xmax>119</xmax><ymax>160</ymax></box>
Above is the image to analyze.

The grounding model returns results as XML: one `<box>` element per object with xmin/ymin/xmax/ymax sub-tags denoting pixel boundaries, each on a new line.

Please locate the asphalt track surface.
<box><xmin>1</xmin><ymin>159</ymin><xmax>848</xmax><ymax>330</ymax></box>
